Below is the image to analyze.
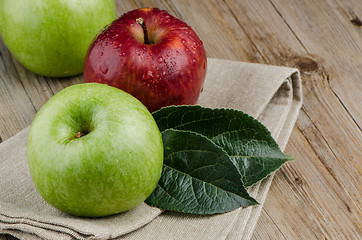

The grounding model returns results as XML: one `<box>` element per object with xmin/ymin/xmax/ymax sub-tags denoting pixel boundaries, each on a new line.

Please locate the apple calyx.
<box><xmin>136</xmin><ymin>18</ymin><xmax>151</xmax><ymax>44</ymax></box>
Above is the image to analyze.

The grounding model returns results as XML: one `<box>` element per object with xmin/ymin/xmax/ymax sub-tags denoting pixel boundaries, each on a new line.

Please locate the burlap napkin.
<box><xmin>0</xmin><ymin>58</ymin><xmax>302</xmax><ymax>240</ymax></box>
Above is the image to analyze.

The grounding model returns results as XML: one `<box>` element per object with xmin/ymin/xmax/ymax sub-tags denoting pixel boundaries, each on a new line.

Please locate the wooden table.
<box><xmin>1</xmin><ymin>0</ymin><xmax>361</xmax><ymax>239</ymax></box>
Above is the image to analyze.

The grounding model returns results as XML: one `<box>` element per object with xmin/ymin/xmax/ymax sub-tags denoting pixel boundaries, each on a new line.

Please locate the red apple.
<box><xmin>83</xmin><ymin>8</ymin><xmax>207</xmax><ymax>112</ymax></box>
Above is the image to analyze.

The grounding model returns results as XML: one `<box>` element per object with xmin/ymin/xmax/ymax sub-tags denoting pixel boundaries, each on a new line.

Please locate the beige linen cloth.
<box><xmin>0</xmin><ymin>58</ymin><xmax>302</xmax><ymax>240</ymax></box>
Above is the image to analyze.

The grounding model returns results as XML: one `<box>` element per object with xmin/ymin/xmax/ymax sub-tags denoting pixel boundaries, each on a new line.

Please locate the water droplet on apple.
<box><xmin>162</xmin><ymin>71</ymin><xmax>166</xmax><ymax>76</ymax></box>
<box><xmin>100</xmin><ymin>63</ymin><xmax>108</xmax><ymax>74</ymax></box>
<box><xmin>181</xmin><ymin>39</ymin><xmax>186</xmax><ymax>44</ymax></box>
<box><xmin>158</xmin><ymin>57</ymin><xmax>163</xmax><ymax>63</ymax></box>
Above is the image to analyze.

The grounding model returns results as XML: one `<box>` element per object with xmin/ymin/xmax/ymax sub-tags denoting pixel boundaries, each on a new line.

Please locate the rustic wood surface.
<box><xmin>1</xmin><ymin>0</ymin><xmax>361</xmax><ymax>239</ymax></box>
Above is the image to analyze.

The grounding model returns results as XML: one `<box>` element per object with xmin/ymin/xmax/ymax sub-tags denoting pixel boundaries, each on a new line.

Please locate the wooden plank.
<box><xmin>0</xmin><ymin>40</ymin><xmax>37</xmax><ymax>140</ymax></box>
<box><xmin>260</xmin><ymin>124</ymin><xmax>361</xmax><ymax>239</ymax></box>
<box><xmin>167</xmin><ymin>0</ymin><xmax>266</xmax><ymax>62</ymax></box>
<box><xmin>271</xmin><ymin>0</ymin><xmax>362</xmax><ymax>125</ymax></box>
<box><xmin>217</xmin><ymin>0</ymin><xmax>361</xmax><ymax>239</ymax></box>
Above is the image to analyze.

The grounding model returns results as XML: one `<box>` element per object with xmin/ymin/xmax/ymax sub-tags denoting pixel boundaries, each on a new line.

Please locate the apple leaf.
<box><xmin>152</xmin><ymin>105</ymin><xmax>294</xmax><ymax>187</ymax></box>
<box><xmin>145</xmin><ymin>129</ymin><xmax>258</xmax><ymax>215</ymax></box>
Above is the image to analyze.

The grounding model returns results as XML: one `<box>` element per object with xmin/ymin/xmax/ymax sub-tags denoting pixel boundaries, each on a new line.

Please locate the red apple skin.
<box><xmin>84</xmin><ymin>8</ymin><xmax>207</xmax><ymax>112</ymax></box>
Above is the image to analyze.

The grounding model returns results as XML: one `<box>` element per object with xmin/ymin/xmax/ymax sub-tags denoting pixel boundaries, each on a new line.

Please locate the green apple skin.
<box><xmin>0</xmin><ymin>0</ymin><xmax>115</xmax><ymax>77</ymax></box>
<box><xmin>27</xmin><ymin>83</ymin><xmax>163</xmax><ymax>217</ymax></box>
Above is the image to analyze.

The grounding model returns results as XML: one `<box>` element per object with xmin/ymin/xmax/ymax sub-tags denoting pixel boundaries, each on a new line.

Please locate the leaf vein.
<box><xmin>163</xmin><ymin>164</ymin><xmax>248</xmax><ymax>201</ymax></box>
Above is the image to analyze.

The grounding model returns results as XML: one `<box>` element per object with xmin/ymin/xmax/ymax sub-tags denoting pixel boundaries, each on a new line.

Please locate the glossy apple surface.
<box><xmin>84</xmin><ymin>8</ymin><xmax>207</xmax><ymax>112</ymax></box>
<box><xmin>0</xmin><ymin>0</ymin><xmax>115</xmax><ymax>77</ymax></box>
<box><xmin>27</xmin><ymin>83</ymin><xmax>163</xmax><ymax>217</ymax></box>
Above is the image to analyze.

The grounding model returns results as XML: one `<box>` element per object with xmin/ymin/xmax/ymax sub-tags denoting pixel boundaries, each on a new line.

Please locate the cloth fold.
<box><xmin>0</xmin><ymin>58</ymin><xmax>302</xmax><ymax>240</ymax></box>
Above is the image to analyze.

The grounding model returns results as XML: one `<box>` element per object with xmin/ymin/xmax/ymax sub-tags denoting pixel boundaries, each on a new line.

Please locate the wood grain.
<box><xmin>0</xmin><ymin>0</ymin><xmax>361</xmax><ymax>239</ymax></box>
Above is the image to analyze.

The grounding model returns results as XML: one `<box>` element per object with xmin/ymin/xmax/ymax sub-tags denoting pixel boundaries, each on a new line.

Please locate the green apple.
<box><xmin>0</xmin><ymin>0</ymin><xmax>115</xmax><ymax>77</ymax></box>
<box><xmin>27</xmin><ymin>83</ymin><xmax>163</xmax><ymax>217</ymax></box>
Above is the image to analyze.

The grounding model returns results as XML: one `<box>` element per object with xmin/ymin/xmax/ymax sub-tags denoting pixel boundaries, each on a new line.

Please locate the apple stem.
<box><xmin>136</xmin><ymin>18</ymin><xmax>150</xmax><ymax>44</ymax></box>
<box><xmin>67</xmin><ymin>131</ymin><xmax>89</xmax><ymax>141</ymax></box>
<box><xmin>75</xmin><ymin>132</ymin><xmax>85</xmax><ymax>138</ymax></box>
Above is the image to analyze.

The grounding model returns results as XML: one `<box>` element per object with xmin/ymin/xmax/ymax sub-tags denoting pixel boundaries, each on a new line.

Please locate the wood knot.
<box><xmin>351</xmin><ymin>16</ymin><xmax>362</xmax><ymax>26</ymax></box>
<box><xmin>294</xmin><ymin>177</ymin><xmax>304</xmax><ymax>186</ymax></box>
<box><xmin>291</xmin><ymin>57</ymin><xmax>319</xmax><ymax>72</ymax></box>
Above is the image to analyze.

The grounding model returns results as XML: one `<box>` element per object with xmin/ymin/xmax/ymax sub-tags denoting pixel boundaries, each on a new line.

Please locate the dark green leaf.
<box><xmin>153</xmin><ymin>105</ymin><xmax>294</xmax><ymax>187</ymax></box>
<box><xmin>212</xmin><ymin>130</ymin><xmax>294</xmax><ymax>186</ymax></box>
<box><xmin>146</xmin><ymin>129</ymin><xmax>258</xmax><ymax>215</ymax></box>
